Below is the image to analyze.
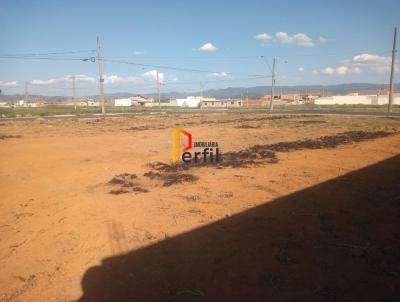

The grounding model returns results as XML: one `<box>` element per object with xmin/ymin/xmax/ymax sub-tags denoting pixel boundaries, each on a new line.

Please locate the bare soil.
<box><xmin>0</xmin><ymin>114</ymin><xmax>399</xmax><ymax>301</ymax></box>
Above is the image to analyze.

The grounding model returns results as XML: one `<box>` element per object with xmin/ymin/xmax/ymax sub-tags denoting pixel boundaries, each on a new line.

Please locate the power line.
<box><xmin>102</xmin><ymin>58</ymin><xmax>266</xmax><ymax>77</ymax></box>
<box><xmin>0</xmin><ymin>50</ymin><xmax>95</xmax><ymax>56</ymax></box>
<box><xmin>0</xmin><ymin>55</ymin><xmax>93</xmax><ymax>61</ymax></box>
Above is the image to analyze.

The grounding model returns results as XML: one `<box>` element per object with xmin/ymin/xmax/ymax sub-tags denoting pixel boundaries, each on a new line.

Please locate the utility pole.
<box><xmin>156</xmin><ymin>71</ymin><xmax>161</xmax><ymax>108</ymax></box>
<box><xmin>25</xmin><ymin>81</ymin><xmax>28</xmax><ymax>103</ymax></box>
<box><xmin>71</xmin><ymin>75</ymin><xmax>76</xmax><ymax>111</ymax></box>
<box><xmin>246</xmin><ymin>87</ymin><xmax>249</xmax><ymax>107</ymax></box>
<box><xmin>200</xmin><ymin>82</ymin><xmax>204</xmax><ymax>99</ymax></box>
<box><xmin>96</xmin><ymin>36</ymin><xmax>106</xmax><ymax>115</ymax></box>
<box><xmin>268</xmin><ymin>57</ymin><xmax>276</xmax><ymax>112</ymax></box>
<box><xmin>388</xmin><ymin>27</ymin><xmax>397</xmax><ymax>113</ymax></box>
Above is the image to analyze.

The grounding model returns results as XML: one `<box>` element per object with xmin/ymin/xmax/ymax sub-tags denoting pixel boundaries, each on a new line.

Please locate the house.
<box><xmin>131</xmin><ymin>95</ymin><xmax>155</xmax><ymax>106</ymax></box>
<box><xmin>201</xmin><ymin>99</ymin><xmax>242</xmax><ymax>108</ymax></box>
<box><xmin>114</xmin><ymin>98</ymin><xmax>133</xmax><ymax>106</ymax></box>
<box><xmin>175</xmin><ymin>96</ymin><xmax>203</xmax><ymax>108</ymax></box>
<box><xmin>314</xmin><ymin>93</ymin><xmax>400</xmax><ymax>105</ymax></box>
<box><xmin>87</xmin><ymin>100</ymin><xmax>100</xmax><ymax>107</ymax></box>
<box><xmin>114</xmin><ymin>95</ymin><xmax>155</xmax><ymax>107</ymax></box>
<box><xmin>242</xmin><ymin>99</ymin><xmax>269</xmax><ymax>107</ymax></box>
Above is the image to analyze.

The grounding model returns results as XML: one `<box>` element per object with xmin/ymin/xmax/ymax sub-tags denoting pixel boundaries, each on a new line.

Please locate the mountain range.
<box><xmin>0</xmin><ymin>83</ymin><xmax>396</xmax><ymax>102</ymax></box>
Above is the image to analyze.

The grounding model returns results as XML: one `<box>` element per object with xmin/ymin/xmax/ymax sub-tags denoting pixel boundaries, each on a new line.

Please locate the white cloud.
<box><xmin>352</xmin><ymin>53</ymin><xmax>389</xmax><ymax>64</ymax></box>
<box><xmin>275</xmin><ymin>32</ymin><xmax>315</xmax><ymax>47</ymax></box>
<box><xmin>335</xmin><ymin>66</ymin><xmax>348</xmax><ymax>75</ymax></box>
<box><xmin>67</xmin><ymin>74</ymin><xmax>95</xmax><ymax>83</ymax></box>
<box><xmin>133</xmin><ymin>51</ymin><xmax>145</xmax><ymax>55</ymax></box>
<box><xmin>208</xmin><ymin>71</ymin><xmax>228</xmax><ymax>78</ymax></box>
<box><xmin>31</xmin><ymin>78</ymin><xmax>60</xmax><ymax>85</ymax></box>
<box><xmin>255</xmin><ymin>33</ymin><xmax>272</xmax><ymax>43</ymax></box>
<box><xmin>31</xmin><ymin>75</ymin><xmax>95</xmax><ymax>85</ymax></box>
<box><xmin>314</xmin><ymin>66</ymin><xmax>360</xmax><ymax>76</ymax></box>
<box><xmin>297</xmin><ymin>67</ymin><xmax>304</xmax><ymax>72</ymax></box>
<box><xmin>142</xmin><ymin>70</ymin><xmax>164</xmax><ymax>83</ymax></box>
<box><xmin>349</xmin><ymin>53</ymin><xmax>396</xmax><ymax>73</ymax></box>
<box><xmin>0</xmin><ymin>81</ymin><xmax>18</xmax><ymax>87</ymax></box>
<box><xmin>125</xmin><ymin>76</ymin><xmax>144</xmax><ymax>84</ymax></box>
<box><xmin>103</xmin><ymin>75</ymin><xmax>123</xmax><ymax>84</ymax></box>
<box><xmin>319</xmin><ymin>36</ymin><xmax>328</xmax><ymax>43</ymax></box>
<box><xmin>198</xmin><ymin>42</ymin><xmax>217</xmax><ymax>52</ymax></box>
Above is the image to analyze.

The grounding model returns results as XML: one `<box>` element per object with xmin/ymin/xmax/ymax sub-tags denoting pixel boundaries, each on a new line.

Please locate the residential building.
<box><xmin>201</xmin><ymin>98</ymin><xmax>242</xmax><ymax>108</ymax></box>
<box><xmin>175</xmin><ymin>96</ymin><xmax>204</xmax><ymax>108</ymax></box>
<box><xmin>314</xmin><ymin>93</ymin><xmax>400</xmax><ymax>105</ymax></box>
<box><xmin>114</xmin><ymin>98</ymin><xmax>133</xmax><ymax>106</ymax></box>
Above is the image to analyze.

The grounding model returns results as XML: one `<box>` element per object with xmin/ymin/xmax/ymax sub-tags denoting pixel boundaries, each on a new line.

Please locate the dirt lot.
<box><xmin>0</xmin><ymin>114</ymin><xmax>399</xmax><ymax>301</ymax></box>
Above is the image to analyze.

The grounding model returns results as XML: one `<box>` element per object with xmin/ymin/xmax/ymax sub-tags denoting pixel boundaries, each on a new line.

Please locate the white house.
<box><xmin>315</xmin><ymin>94</ymin><xmax>400</xmax><ymax>105</ymax></box>
<box><xmin>201</xmin><ymin>99</ymin><xmax>242</xmax><ymax>108</ymax></box>
<box><xmin>114</xmin><ymin>98</ymin><xmax>133</xmax><ymax>106</ymax></box>
<box><xmin>175</xmin><ymin>96</ymin><xmax>203</xmax><ymax>108</ymax></box>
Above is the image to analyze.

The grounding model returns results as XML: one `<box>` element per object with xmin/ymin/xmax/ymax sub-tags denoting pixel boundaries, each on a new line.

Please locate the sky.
<box><xmin>0</xmin><ymin>0</ymin><xmax>399</xmax><ymax>96</ymax></box>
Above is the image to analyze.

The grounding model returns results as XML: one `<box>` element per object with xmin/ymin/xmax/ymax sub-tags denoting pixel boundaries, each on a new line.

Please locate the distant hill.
<box><xmin>0</xmin><ymin>83</ymin><xmax>396</xmax><ymax>102</ymax></box>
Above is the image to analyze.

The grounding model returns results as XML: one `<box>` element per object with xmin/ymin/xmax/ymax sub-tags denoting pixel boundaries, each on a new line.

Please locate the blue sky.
<box><xmin>0</xmin><ymin>0</ymin><xmax>399</xmax><ymax>96</ymax></box>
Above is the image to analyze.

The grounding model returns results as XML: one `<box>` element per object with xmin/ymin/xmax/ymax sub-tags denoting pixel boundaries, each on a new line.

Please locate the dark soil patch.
<box><xmin>143</xmin><ymin>171</ymin><xmax>161</xmax><ymax>179</ymax></box>
<box><xmin>0</xmin><ymin>135</ymin><xmax>22</xmax><ymax>140</ymax></box>
<box><xmin>144</xmin><ymin>166</ymin><xmax>198</xmax><ymax>187</ymax></box>
<box><xmin>125</xmin><ymin>125</ymin><xmax>166</xmax><ymax>131</ymax></box>
<box><xmin>107</xmin><ymin>173</ymin><xmax>147</xmax><ymax>194</ymax></box>
<box><xmin>264</xmin><ymin>131</ymin><xmax>394</xmax><ymax>152</ymax></box>
<box><xmin>220</xmin><ymin>148</ymin><xmax>278</xmax><ymax>168</ymax></box>
<box><xmin>143</xmin><ymin>131</ymin><xmax>394</xmax><ymax>171</ymax></box>
<box><xmin>85</xmin><ymin>119</ymin><xmax>102</xmax><ymax>124</ymax></box>
<box><xmin>161</xmin><ymin>173</ymin><xmax>198</xmax><ymax>187</ymax></box>
<box><xmin>109</xmin><ymin>188</ymin><xmax>129</xmax><ymax>195</ymax></box>
<box><xmin>147</xmin><ymin>162</ymin><xmax>189</xmax><ymax>173</ymax></box>
<box><xmin>235</xmin><ymin>124</ymin><xmax>261</xmax><ymax>129</ymax></box>
<box><xmin>295</xmin><ymin>120</ymin><xmax>327</xmax><ymax>124</ymax></box>
<box><xmin>132</xmin><ymin>187</ymin><xmax>149</xmax><ymax>193</ymax></box>
<box><xmin>108</xmin><ymin>173</ymin><xmax>137</xmax><ymax>185</ymax></box>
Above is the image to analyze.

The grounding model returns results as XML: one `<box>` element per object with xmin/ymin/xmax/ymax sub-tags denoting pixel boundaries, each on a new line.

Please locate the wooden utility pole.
<box><xmin>156</xmin><ymin>71</ymin><xmax>160</xmax><ymax>108</ymax></box>
<box><xmin>24</xmin><ymin>81</ymin><xmax>28</xmax><ymax>103</ymax></box>
<box><xmin>388</xmin><ymin>27</ymin><xmax>397</xmax><ymax>113</ymax></box>
<box><xmin>71</xmin><ymin>75</ymin><xmax>76</xmax><ymax>111</ymax></box>
<box><xmin>96</xmin><ymin>36</ymin><xmax>106</xmax><ymax>115</ymax></box>
<box><xmin>246</xmin><ymin>87</ymin><xmax>249</xmax><ymax>107</ymax></box>
<box><xmin>268</xmin><ymin>57</ymin><xmax>276</xmax><ymax>112</ymax></box>
<box><xmin>200</xmin><ymin>82</ymin><xmax>204</xmax><ymax>99</ymax></box>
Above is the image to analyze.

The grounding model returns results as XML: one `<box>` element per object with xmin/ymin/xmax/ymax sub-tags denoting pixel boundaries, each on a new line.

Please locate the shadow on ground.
<box><xmin>78</xmin><ymin>155</ymin><xmax>400</xmax><ymax>302</ymax></box>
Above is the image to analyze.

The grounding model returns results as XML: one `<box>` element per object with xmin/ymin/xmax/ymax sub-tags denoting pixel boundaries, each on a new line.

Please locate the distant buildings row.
<box><xmin>114</xmin><ymin>95</ymin><xmax>242</xmax><ymax>108</ymax></box>
<box><xmin>314</xmin><ymin>92</ymin><xmax>400</xmax><ymax>105</ymax></box>
<box><xmin>1</xmin><ymin>90</ymin><xmax>399</xmax><ymax>108</ymax></box>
